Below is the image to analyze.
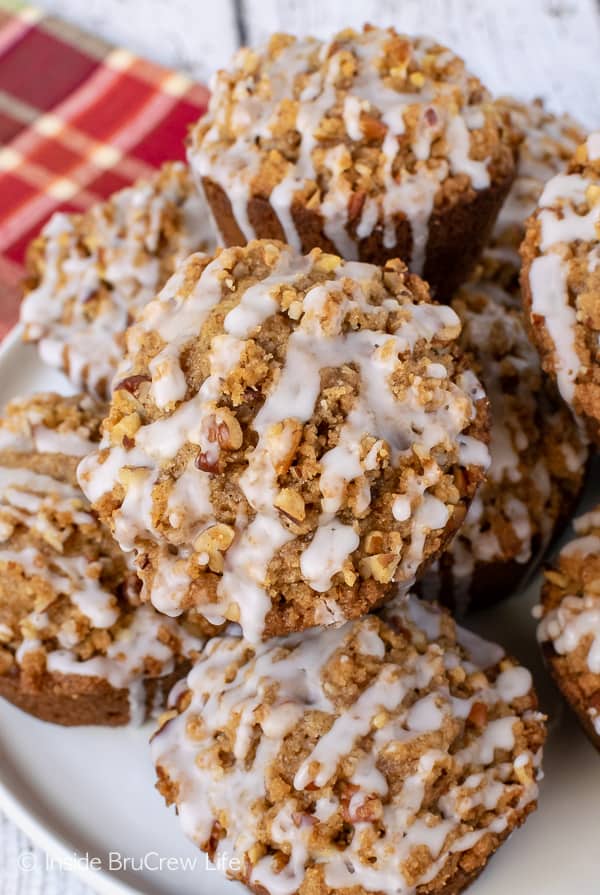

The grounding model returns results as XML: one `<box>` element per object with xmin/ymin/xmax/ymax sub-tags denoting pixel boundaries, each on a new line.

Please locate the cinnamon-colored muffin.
<box><xmin>537</xmin><ymin>506</ymin><xmax>600</xmax><ymax>750</ymax></box>
<box><xmin>521</xmin><ymin>132</ymin><xmax>600</xmax><ymax>442</ymax></box>
<box><xmin>418</xmin><ymin>275</ymin><xmax>588</xmax><ymax>614</ymax></box>
<box><xmin>21</xmin><ymin>162</ymin><xmax>215</xmax><ymax>399</ymax></box>
<box><xmin>0</xmin><ymin>392</ymin><xmax>210</xmax><ymax>726</ymax></box>
<box><xmin>152</xmin><ymin>594</ymin><xmax>545</xmax><ymax>895</ymax></box>
<box><xmin>78</xmin><ymin>240</ymin><xmax>490</xmax><ymax>642</ymax></box>
<box><xmin>189</xmin><ymin>26</ymin><xmax>516</xmax><ymax>296</ymax></box>
<box><xmin>482</xmin><ymin>97</ymin><xmax>585</xmax><ymax>291</ymax></box>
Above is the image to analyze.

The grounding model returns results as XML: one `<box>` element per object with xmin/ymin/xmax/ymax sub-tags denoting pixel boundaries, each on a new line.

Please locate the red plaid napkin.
<box><xmin>0</xmin><ymin>1</ymin><xmax>208</xmax><ymax>339</ymax></box>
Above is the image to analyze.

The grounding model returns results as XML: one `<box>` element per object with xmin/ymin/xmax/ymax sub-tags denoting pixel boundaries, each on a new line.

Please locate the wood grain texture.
<box><xmin>0</xmin><ymin>812</ymin><xmax>90</xmax><ymax>894</ymax></box>
<box><xmin>36</xmin><ymin>0</ymin><xmax>240</xmax><ymax>82</ymax></box>
<box><xmin>5</xmin><ymin>1</ymin><xmax>600</xmax><ymax>893</ymax></box>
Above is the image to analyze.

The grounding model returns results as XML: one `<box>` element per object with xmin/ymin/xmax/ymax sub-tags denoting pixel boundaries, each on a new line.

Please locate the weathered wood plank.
<box><xmin>37</xmin><ymin>0</ymin><xmax>240</xmax><ymax>83</ymax></box>
<box><xmin>242</xmin><ymin>0</ymin><xmax>600</xmax><ymax>127</ymax></box>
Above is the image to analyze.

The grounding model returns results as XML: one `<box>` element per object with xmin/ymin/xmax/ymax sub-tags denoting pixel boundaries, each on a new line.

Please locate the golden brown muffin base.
<box><xmin>202</xmin><ymin>165</ymin><xmax>514</xmax><ymax>300</ymax></box>
<box><xmin>520</xmin><ymin>239</ymin><xmax>600</xmax><ymax>445</ymax></box>
<box><xmin>0</xmin><ymin>660</ymin><xmax>190</xmax><ymax>726</ymax></box>
<box><xmin>85</xmin><ymin>241</ymin><xmax>490</xmax><ymax>638</ymax></box>
<box><xmin>541</xmin><ymin>641</ymin><xmax>600</xmax><ymax>752</ymax></box>
<box><xmin>537</xmin><ymin>507</ymin><xmax>600</xmax><ymax>752</ymax></box>
<box><xmin>154</xmin><ymin>598</ymin><xmax>544</xmax><ymax>895</ymax></box>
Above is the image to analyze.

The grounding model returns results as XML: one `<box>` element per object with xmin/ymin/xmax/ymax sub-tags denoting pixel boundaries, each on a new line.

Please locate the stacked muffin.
<box><xmin>5</xmin><ymin>21</ymin><xmax>599</xmax><ymax>895</ymax></box>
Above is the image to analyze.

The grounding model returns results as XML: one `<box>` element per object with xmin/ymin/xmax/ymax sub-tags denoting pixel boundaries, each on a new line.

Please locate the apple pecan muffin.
<box><xmin>521</xmin><ymin>132</ymin><xmax>600</xmax><ymax>442</ymax></box>
<box><xmin>189</xmin><ymin>26</ymin><xmax>516</xmax><ymax>296</ymax></box>
<box><xmin>0</xmin><ymin>392</ymin><xmax>209</xmax><ymax>726</ymax></box>
<box><xmin>21</xmin><ymin>162</ymin><xmax>216</xmax><ymax>399</ymax></box>
<box><xmin>418</xmin><ymin>276</ymin><xmax>588</xmax><ymax>614</ymax></box>
<box><xmin>78</xmin><ymin>240</ymin><xmax>490</xmax><ymax>642</ymax></box>
<box><xmin>537</xmin><ymin>506</ymin><xmax>600</xmax><ymax>750</ymax></box>
<box><xmin>152</xmin><ymin>594</ymin><xmax>545</xmax><ymax>895</ymax></box>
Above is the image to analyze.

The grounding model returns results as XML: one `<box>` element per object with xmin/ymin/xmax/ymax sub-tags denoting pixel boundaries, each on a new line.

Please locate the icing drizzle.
<box><xmin>152</xmin><ymin>594</ymin><xmax>543</xmax><ymax>895</ymax></box>
<box><xmin>78</xmin><ymin>243</ymin><xmax>489</xmax><ymax>642</ymax></box>
<box><xmin>21</xmin><ymin>162</ymin><xmax>215</xmax><ymax>398</ymax></box>
<box><xmin>190</xmin><ymin>29</ymin><xmax>498</xmax><ymax>275</ymax></box>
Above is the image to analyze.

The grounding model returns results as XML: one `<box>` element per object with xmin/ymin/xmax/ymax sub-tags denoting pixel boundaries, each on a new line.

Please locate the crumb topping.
<box><xmin>537</xmin><ymin>506</ymin><xmax>600</xmax><ymax>736</ymax></box>
<box><xmin>152</xmin><ymin>594</ymin><xmax>544</xmax><ymax>895</ymax></box>
<box><xmin>493</xmin><ymin>98</ymin><xmax>584</xmax><ymax>255</ymax></box>
<box><xmin>190</xmin><ymin>26</ymin><xmax>514</xmax><ymax>273</ymax></box>
<box><xmin>78</xmin><ymin>240</ymin><xmax>489</xmax><ymax>642</ymax></box>
<box><xmin>425</xmin><ymin>276</ymin><xmax>588</xmax><ymax>609</ymax></box>
<box><xmin>21</xmin><ymin>162</ymin><xmax>215</xmax><ymax>399</ymax></box>
<box><xmin>521</xmin><ymin>132</ymin><xmax>600</xmax><ymax>431</ymax></box>
<box><xmin>0</xmin><ymin>393</ymin><xmax>205</xmax><ymax>723</ymax></box>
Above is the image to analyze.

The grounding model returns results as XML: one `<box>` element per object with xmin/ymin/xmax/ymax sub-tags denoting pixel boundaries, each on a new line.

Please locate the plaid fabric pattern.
<box><xmin>0</xmin><ymin>1</ymin><xmax>209</xmax><ymax>338</ymax></box>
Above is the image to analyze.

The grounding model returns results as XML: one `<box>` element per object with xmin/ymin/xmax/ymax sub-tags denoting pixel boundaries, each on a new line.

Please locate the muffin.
<box><xmin>520</xmin><ymin>132</ymin><xmax>600</xmax><ymax>441</ymax></box>
<box><xmin>21</xmin><ymin>162</ymin><xmax>216</xmax><ymax>399</ymax></box>
<box><xmin>78</xmin><ymin>240</ymin><xmax>490</xmax><ymax>642</ymax></box>
<box><xmin>418</xmin><ymin>276</ymin><xmax>588</xmax><ymax>614</ymax></box>
<box><xmin>189</xmin><ymin>26</ymin><xmax>516</xmax><ymax>296</ymax></box>
<box><xmin>0</xmin><ymin>392</ymin><xmax>209</xmax><ymax>726</ymax></box>
<box><xmin>483</xmin><ymin>97</ymin><xmax>585</xmax><ymax>290</ymax></box>
<box><xmin>152</xmin><ymin>594</ymin><xmax>545</xmax><ymax>895</ymax></box>
<box><xmin>537</xmin><ymin>506</ymin><xmax>600</xmax><ymax>750</ymax></box>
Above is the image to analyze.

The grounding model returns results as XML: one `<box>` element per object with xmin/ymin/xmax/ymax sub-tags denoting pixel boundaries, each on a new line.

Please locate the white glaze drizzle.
<box><xmin>435</xmin><ymin>280</ymin><xmax>587</xmax><ymax>599</ymax></box>
<box><xmin>152</xmin><ymin>595</ymin><xmax>541</xmax><ymax>895</ymax></box>
<box><xmin>20</xmin><ymin>163</ymin><xmax>215</xmax><ymax>398</ymax></box>
<box><xmin>190</xmin><ymin>29</ymin><xmax>494</xmax><ymax>275</ymax></box>
<box><xmin>0</xmin><ymin>394</ymin><xmax>205</xmax><ymax>723</ymax></box>
<box><xmin>538</xmin><ymin>507</ymin><xmax>600</xmax><ymax>697</ymax></box>
<box><xmin>492</xmin><ymin>99</ymin><xmax>584</xmax><ymax>244</ymax></box>
<box><xmin>79</xmin><ymin>246</ymin><xmax>488</xmax><ymax>641</ymax></box>
<box><xmin>526</xmin><ymin>139</ymin><xmax>600</xmax><ymax>408</ymax></box>
<box><xmin>46</xmin><ymin>605</ymin><xmax>204</xmax><ymax>725</ymax></box>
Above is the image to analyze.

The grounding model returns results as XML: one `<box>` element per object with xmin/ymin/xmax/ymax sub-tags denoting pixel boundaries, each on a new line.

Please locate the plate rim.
<box><xmin>0</xmin><ymin>324</ymin><xmax>142</xmax><ymax>895</ymax></box>
<box><xmin>0</xmin><ymin>754</ymin><xmax>143</xmax><ymax>895</ymax></box>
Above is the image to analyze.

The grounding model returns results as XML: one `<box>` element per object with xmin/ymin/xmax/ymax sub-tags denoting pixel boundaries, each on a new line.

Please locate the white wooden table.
<box><xmin>1</xmin><ymin>0</ymin><xmax>600</xmax><ymax>892</ymax></box>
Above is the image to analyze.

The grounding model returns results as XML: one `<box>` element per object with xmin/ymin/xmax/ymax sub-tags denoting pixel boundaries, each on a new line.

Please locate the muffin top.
<box><xmin>520</xmin><ymin>132</ymin><xmax>600</xmax><ymax>433</ymax></box>
<box><xmin>0</xmin><ymin>393</ymin><xmax>206</xmax><ymax>718</ymax></box>
<box><xmin>537</xmin><ymin>506</ymin><xmax>600</xmax><ymax>739</ymax></box>
<box><xmin>426</xmin><ymin>275</ymin><xmax>587</xmax><ymax>609</ymax></box>
<box><xmin>189</xmin><ymin>26</ymin><xmax>515</xmax><ymax>272</ymax></box>
<box><xmin>21</xmin><ymin>162</ymin><xmax>215</xmax><ymax>399</ymax></box>
<box><xmin>153</xmin><ymin>594</ymin><xmax>545</xmax><ymax>895</ymax></box>
<box><xmin>78</xmin><ymin>240</ymin><xmax>489</xmax><ymax>642</ymax></box>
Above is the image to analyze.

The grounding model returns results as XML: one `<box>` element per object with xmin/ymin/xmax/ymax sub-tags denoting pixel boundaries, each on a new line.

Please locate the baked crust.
<box><xmin>79</xmin><ymin>240</ymin><xmax>491</xmax><ymax>641</ymax></box>
<box><xmin>152</xmin><ymin>595</ymin><xmax>545</xmax><ymax>895</ymax></box>
<box><xmin>520</xmin><ymin>132</ymin><xmax>600</xmax><ymax>442</ymax></box>
<box><xmin>0</xmin><ymin>392</ymin><xmax>208</xmax><ymax>726</ymax></box>
<box><xmin>418</xmin><ymin>276</ymin><xmax>588</xmax><ymax>613</ymax></box>
<box><xmin>190</xmin><ymin>27</ymin><xmax>517</xmax><ymax>296</ymax></box>
<box><xmin>21</xmin><ymin>162</ymin><xmax>215</xmax><ymax>399</ymax></box>
<box><xmin>537</xmin><ymin>506</ymin><xmax>600</xmax><ymax>750</ymax></box>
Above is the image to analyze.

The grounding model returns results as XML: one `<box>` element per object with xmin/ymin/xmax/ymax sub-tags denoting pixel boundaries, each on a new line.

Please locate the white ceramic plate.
<box><xmin>0</xmin><ymin>325</ymin><xmax>598</xmax><ymax>895</ymax></box>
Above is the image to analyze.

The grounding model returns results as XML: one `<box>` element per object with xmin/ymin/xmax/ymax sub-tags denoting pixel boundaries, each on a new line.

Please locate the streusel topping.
<box><xmin>521</xmin><ymin>132</ymin><xmax>600</xmax><ymax>433</ymax></box>
<box><xmin>21</xmin><ymin>162</ymin><xmax>215</xmax><ymax>398</ymax></box>
<box><xmin>153</xmin><ymin>594</ymin><xmax>544</xmax><ymax>895</ymax></box>
<box><xmin>78</xmin><ymin>240</ymin><xmax>489</xmax><ymax>641</ymax></box>
<box><xmin>0</xmin><ymin>393</ymin><xmax>205</xmax><ymax>723</ymax></box>
<box><xmin>190</xmin><ymin>26</ymin><xmax>514</xmax><ymax>273</ymax></box>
